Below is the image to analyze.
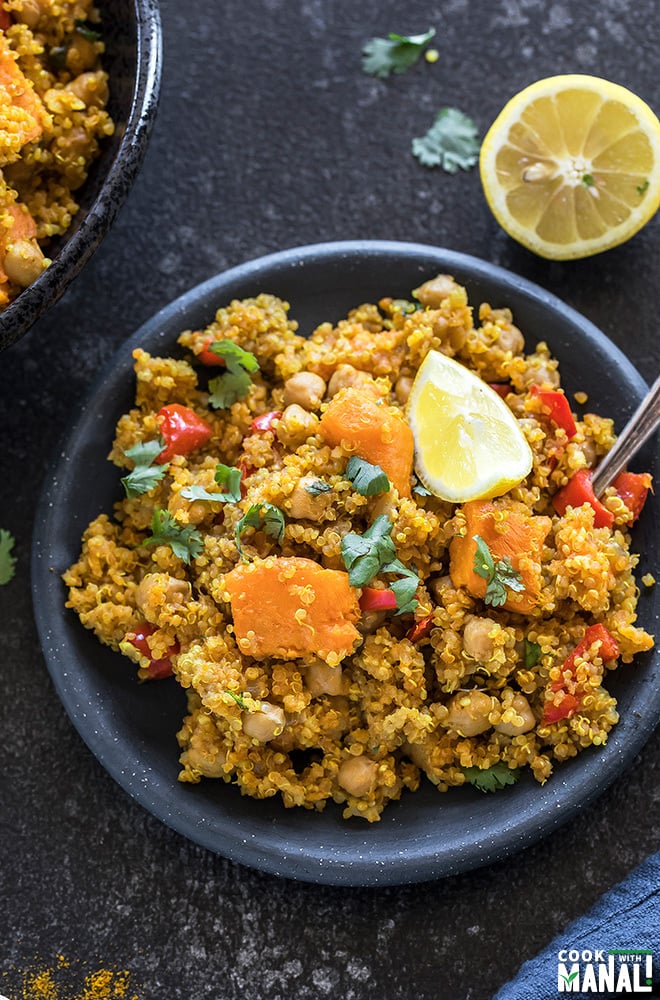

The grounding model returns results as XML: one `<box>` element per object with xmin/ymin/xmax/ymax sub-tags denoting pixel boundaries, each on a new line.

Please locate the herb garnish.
<box><xmin>345</xmin><ymin>456</ymin><xmax>390</xmax><ymax>496</ymax></box>
<box><xmin>412</xmin><ymin>478</ymin><xmax>432</xmax><ymax>497</ymax></box>
<box><xmin>462</xmin><ymin>763</ymin><xmax>521</xmax><ymax>793</ymax></box>
<box><xmin>472</xmin><ymin>534</ymin><xmax>525</xmax><ymax>608</ymax></box>
<box><xmin>412</xmin><ymin>108</ymin><xmax>480</xmax><ymax>173</ymax></box>
<box><xmin>0</xmin><ymin>529</ymin><xmax>16</xmax><ymax>585</ymax></box>
<box><xmin>582</xmin><ymin>173</ymin><xmax>595</xmax><ymax>187</ymax></box>
<box><xmin>637</xmin><ymin>179</ymin><xmax>650</xmax><ymax>196</ymax></box>
<box><xmin>181</xmin><ymin>463</ymin><xmax>242</xmax><ymax>503</ymax></box>
<box><xmin>524</xmin><ymin>638</ymin><xmax>542</xmax><ymax>669</ymax></box>
<box><xmin>362</xmin><ymin>27</ymin><xmax>436</xmax><ymax>79</ymax></box>
<box><xmin>121</xmin><ymin>439</ymin><xmax>168</xmax><ymax>498</ymax></box>
<box><xmin>304</xmin><ymin>479</ymin><xmax>332</xmax><ymax>496</ymax></box>
<box><xmin>235</xmin><ymin>502</ymin><xmax>286</xmax><ymax>560</ymax></box>
<box><xmin>225</xmin><ymin>690</ymin><xmax>249</xmax><ymax>710</ymax></box>
<box><xmin>207</xmin><ymin>340</ymin><xmax>259</xmax><ymax>409</ymax></box>
<box><xmin>75</xmin><ymin>20</ymin><xmax>102</xmax><ymax>41</ymax></box>
<box><xmin>141</xmin><ymin>509</ymin><xmax>203</xmax><ymax>564</ymax></box>
<box><xmin>340</xmin><ymin>514</ymin><xmax>419</xmax><ymax>614</ymax></box>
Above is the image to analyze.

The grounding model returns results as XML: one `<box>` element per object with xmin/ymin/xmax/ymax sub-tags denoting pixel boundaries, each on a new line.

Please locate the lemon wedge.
<box><xmin>406</xmin><ymin>350</ymin><xmax>533</xmax><ymax>502</ymax></box>
<box><xmin>480</xmin><ymin>75</ymin><xmax>660</xmax><ymax>260</ymax></box>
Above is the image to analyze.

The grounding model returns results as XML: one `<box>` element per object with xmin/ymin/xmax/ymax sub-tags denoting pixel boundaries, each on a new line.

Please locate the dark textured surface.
<box><xmin>1</xmin><ymin>0</ymin><xmax>659</xmax><ymax>997</ymax></box>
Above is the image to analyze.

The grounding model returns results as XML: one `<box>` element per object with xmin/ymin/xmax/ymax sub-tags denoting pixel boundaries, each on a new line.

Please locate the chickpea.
<box><xmin>428</xmin><ymin>575</ymin><xmax>453</xmax><ymax>603</ymax></box>
<box><xmin>276</xmin><ymin>404</ymin><xmax>319</xmax><ymax>449</ymax></box>
<box><xmin>3</xmin><ymin>239</ymin><xmax>46</xmax><ymax>288</ymax></box>
<box><xmin>495</xmin><ymin>694</ymin><xmax>536</xmax><ymax>736</ymax></box>
<box><xmin>445</xmin><ymin>691</ymin><xmax>494</xmax><ymax>737</ymax></box>
<box><xmin>305</xmin><ymin>659</ymin><xmax>343</xmax><ymax>697</ymax></box>
<box><xmin>394</xmin><ymin>375</ymin><xmax>413</xmax><ymax>406</ymax></box>
<box><xmin>68</xmin><ymin>71</ymin><xmax>109</xmax><ymax>108</ymax></box>
<box><xmin>413</xmin><ymin>274</ymin><xmax>458</xmax><ymax>308</ymax></box>
<box><xmin>136</xmin><ymin>573</ymin><xmax>191</xmax><ymax>621</ymax></box>
<box><xmin>495</xmin><ymin>321</ymin><xmax>524</xmax><ymax>356</ymax></box>
<box><xmin>13</xmin><ymin>0</ymin><xmax>43</xmax><ymax>29</ymax></box>
<box><xmin>66</xmin><ymin>33</ymin><xmax>99</xmax><ymax>74</ymax></box>
<box><xmin>357</xmin><ymin>609</ymin><xmax>388</xmax><ymax>636</ymax></box>
<box><xmin>327</xmin><ymin>364</ymin><xmax>377</xmax><ymax>397</ymax></box>
<box><xmin>462</xmin><ymin>616</ymin><xmax>498</xmax><ymax>663</ymax></box>
<box><xmin>337</xmin><ymin>756</ymin><xmax>378</xmax><ymax>797</ymax></box>
<box><xmin>288</xmin><ymin>475</ymin><xmax>332</xmax><ymax>520</ymax></box>
<box><xmin>242</xmin><ymin>702</ymin><xmax>286</xmax><ymax>742</ymax></box>
<box><xmin>283</xmin><ymin>371</ymin><xmax>326</xmax><ymax>410</ymax></box>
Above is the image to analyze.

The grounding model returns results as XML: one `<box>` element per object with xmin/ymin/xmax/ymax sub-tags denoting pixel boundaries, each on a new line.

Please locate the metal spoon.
<box><xmin>590</xmin><ymin>373</ymin><xmax>660</xmax><ymax>496</ymax></box>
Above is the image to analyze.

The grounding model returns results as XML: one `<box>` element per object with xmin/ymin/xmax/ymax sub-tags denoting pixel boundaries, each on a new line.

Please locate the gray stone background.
<box><xmin>1</xmin><ymin>1</ymin><xmax>658</xmax><ymax>998</ymax></box>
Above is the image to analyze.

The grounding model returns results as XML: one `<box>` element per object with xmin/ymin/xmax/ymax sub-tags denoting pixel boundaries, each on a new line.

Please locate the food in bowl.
<box><xmin>0</xmin><ymin>0</ymin><xmax>114</xmax><ymax>308</ymax></box>
<box><xmin>63</xmin><ymin>276</ymin><xmax>653</xmax><ymax>821</ymax></box>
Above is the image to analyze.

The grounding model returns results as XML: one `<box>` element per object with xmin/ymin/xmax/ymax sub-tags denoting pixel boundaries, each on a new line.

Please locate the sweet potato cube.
<box><xmin>0</xmin><ymin>33</ymin><xmax>50</xmax><ymax>161</ymax></box>
<box><xmin>222</xmin><ymin>556</ymin><xmax>360</xmax><ymax>663</ymax></box>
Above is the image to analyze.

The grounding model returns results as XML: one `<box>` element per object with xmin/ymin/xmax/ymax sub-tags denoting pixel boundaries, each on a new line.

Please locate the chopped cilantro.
<box><xmin>524</xmin><ymin>638</ymin><xmax>542</xmax><ymax>669</ymax></box>
<box><xmin>225</xmin><ymin>690</ymin><xmax>249</xmax><ymax>710</ymax></box>
<box><xmin>235</xmin><ymin>502</ymin><xmax>285</xmax><ymax>560</ymax></box>
<box><xmin>121</xmin><ymin>439</ymin><xmax>168</xmax><ymax>498</ymax></box>
<box><xmin>207</xmin><ymin>340</ymin><xmax>259</xmax><ymax>409</ymax></box>
<box><xmin>181</xmin><ymin>463</ymin><xmax>242</xmax><ymax>503</ymax></box>
<box><xmin>362</xmin><ymin>27</ymin><xmax>436</xmax><ymax>79</ymax></box>
<box><xmin>472</xmin><ymin>534</ymin><xmax>525</xmax><ymax>608</ymax></box>
<box><xmin>75</xmin><ymin>20</ymin><xmax>102</xmax><ymax>41</ymax></box>
<box><xmin>412</xmin><ymin>478</ymin><xmax>432</xmax><ymax>497</ymax></box>
<box><xmin>340</xmin><ymin>515</ymin><xmax>419</xmax><ymax>614</ymax></box>
<box><xmin>304</xmin><ymin>479</ymin><xmax>332</xmax><ymax>496</ymax></box>
<box><xmin>412</xmin><ymin>107</ymin><xmax>480</xmax><ymax>173</ymax></box>
<box><xmin>637</xmin><ymin>180</ymin><xmax>649</xmax><ymax>196</ymax></box>
<box><xmin>582</xmin><ymin>173</ymin><xmax>594</xmax><ymax>187</ymax></box>
<box><xmin>463</xmin><ymin>763</ymin><xmax>521</xmax><ymax>793</ymax></box>
<box><xmin>0</xmin><ymin>529</ymin><xmax>16</xmax><ymax>585</ymax></box>
<box><xmin>141</xmin><ymin>509</ymin><xmax>203</xmax><ymax>564</ymax></box>
<box><xmin>345</xmin><ymin>456</ymin><xmax>390</xmax><ymax>496</ymax></box>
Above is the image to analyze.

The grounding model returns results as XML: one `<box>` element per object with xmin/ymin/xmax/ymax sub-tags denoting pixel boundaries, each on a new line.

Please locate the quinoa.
<box><xmin>0</xmin><ymin>0</ymin><xmax>114</xmax><ymax>307</ymax></box>
<box><xmin>63</xmin><ymin>280</ymin><xmax>654</xmax><ymax>821</ymax></box>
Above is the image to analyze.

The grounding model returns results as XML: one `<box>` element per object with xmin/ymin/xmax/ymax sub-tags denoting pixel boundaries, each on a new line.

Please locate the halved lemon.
<box><xmin>406</xmin><ymin>350</ymin><xmax>533</xmax><ymax>502</ymax></box>
<box><xmin>480</xmin><ymin>75</ymin><xmax>660</xmax><ymax>260</ymax></box>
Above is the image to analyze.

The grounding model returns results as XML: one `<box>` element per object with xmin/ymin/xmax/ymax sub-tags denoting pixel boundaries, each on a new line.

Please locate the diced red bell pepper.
<box><xmin>552</xmin><ymin>469</ymin><xmax>614</xmax><ymax>528</ymax></box>
<box><xmin>406</xmin><ymin>613</ymin><xmax>434</xmax><ymax>642</ymax></box>
<box><xmin>612</xmin><ymin>471</ymin><xmax>652</xmax><ymax>523</ymax></box>
<box><xmin>529</xmin><ymin>385</ymin><xmax>577</xmax><ymax>439</ymax></box>
<box><xmin>541</xmin><ymin>623</ymin><xmax>619</xmax><ymax>724</ymax></box>
<box><xmin>488</xmin><ymin>382</ymin><xmax>511</xmax><ymax>399</ymax></box>
<box><xmin>251</xmin><ymin>411</ymin><xmax>282</xmax><ymax>433</ymax></box>
<box><xmin>0</xmin><ymin>8</ymin><xmax>12</xmax><ymax>29</ymax></box>
<box><xmin>125</xmin><ymin>623</ymin><xmax>179</xmax><ymax>680</ymax></box>
<box><xmin>156</xmin><ymin>404</ymin><xmax>213</xmax><ymax>464</ymax></box>
<box><xmin>359</xmin><ymin>587</ymin><xmax>398</xmax><ymax>611</ymax></box>
<box><xmin>197</xmin><ymin>337</ymin><xmax>227</xmax><ymax>366</ymax></box>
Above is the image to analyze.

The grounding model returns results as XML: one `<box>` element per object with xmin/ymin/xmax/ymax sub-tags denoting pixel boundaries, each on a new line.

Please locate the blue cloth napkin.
<box><xmin>493</xmin><ymin>852</ymin><xmax>660</xmax><ymax>999</ymax></box>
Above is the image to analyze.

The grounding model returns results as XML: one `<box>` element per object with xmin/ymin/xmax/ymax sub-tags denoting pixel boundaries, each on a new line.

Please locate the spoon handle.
<box><xmin>591</xmin><ymin>374</ymin><xmax>660</xmax><ymax>497</ymax></box>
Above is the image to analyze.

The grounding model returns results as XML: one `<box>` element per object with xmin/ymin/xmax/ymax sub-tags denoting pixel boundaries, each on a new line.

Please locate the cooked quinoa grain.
<box><xmin>63</xmin><ymin>281</ymin><xmax>654</xmax><ymax>821</ymax></box>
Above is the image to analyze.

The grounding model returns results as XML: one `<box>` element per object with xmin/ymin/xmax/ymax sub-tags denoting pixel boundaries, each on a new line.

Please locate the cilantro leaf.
<box><xmin>207</xmin><ymin>339</ymin><xmax>260</xmax><ymax>373</ymax></box>
<box><xmin>304</xmin><ymin>479</ymin><xmax>332</xmax><ymax>496</ymax></box>
<box><xmin>345</xmin><ymin>456</ymin><xmax>391</xmax><ymax>496</ymax></box>
<box><xmin>180</xmin><ymin>463</ymin><xmax>242</xmax><ymax>504</ymax></box>
<box><xmin>121</xmin><ymin>439</ymin><xmax>168</xmax><ymax>498</ymax></box>
<box><xmin>637</xmin><ymin>180</ymin><xmax>649</xmax><ymax>196</ymax></box>
<box><xmin>412</xmin><ymin>107</ymin><xmax>480</xmax><ymax>173</ymax></box>
<box><xmin>462</xmin><ymin>763</ymin><xmax>521</xmax><ymax>793</ymax></box>
<box><xmin>0</xmin><ymin>529</ymin><xmax>16</xmax><ymax>585</ymax></box>
<box><xmin>206</xmin><ymin>340</ymin><xmax>259</xmax><ymax>409</ymax></box>
<box><xmin>362</xmin><ymin>27</ymin><xmax>436</xmax><ymax>78</ymax></box>
<box><xmin>208</xmin><ymin>369</ymin><xmax>253</xmax><ymax>409</ymax></box>
<box><xmin>225</xmin><ymin>690</ymin><xmax>249</xmax><ymax>710</ymax></box>
<box><xmin>141</xmin><ymin>508</ymin><xmax>203</xmax><ymax>564</ymax></box>
<box><xmin>75</xmin><ymin>19</ymin><xmax>102</xmax><ymax>41</ymax></box>
<box><xmin>524</xmin><ymin>638</ymin><xmax>542</xmax><ymax>669</ymax></box>
<box><xmin>412</xmin><ymin>479</ymin><xmax>432</xmax><ymax>497</ymax></box>
<box><xmin>341</xmin><ymin>516</ymin><xmax>419</xmax><ymax>613</ymax></box>
<box><xmin>235</xmin><ymin>502</ymin><xmax>286</xmax><ymax>560</ymax></box>
<box><xmin>472</xmin><ymin>534</ymin><xmax>524</xmax><ymax>608</ymax></box>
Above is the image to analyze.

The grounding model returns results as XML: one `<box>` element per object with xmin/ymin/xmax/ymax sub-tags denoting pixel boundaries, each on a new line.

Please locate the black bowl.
<box><xmin>0</xmin><ymin>0</ymin><xmax>162</xmax><ymax>351</ymax></box>
<box><xmin>31</xmin><ymin>241</ymin><xmax>660</xmax><ymax>886</ymax></box>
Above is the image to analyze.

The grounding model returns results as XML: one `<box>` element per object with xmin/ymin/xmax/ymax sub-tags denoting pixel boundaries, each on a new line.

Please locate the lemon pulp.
<box><xmin>480</xmin><ymin>75</ymin><xmax>660</xmax><ymax>260</ymax></box>
<box><xmin>406</xmin><ymin>350</ymin><xmax>533</xmax><ymax>502</ymax></box>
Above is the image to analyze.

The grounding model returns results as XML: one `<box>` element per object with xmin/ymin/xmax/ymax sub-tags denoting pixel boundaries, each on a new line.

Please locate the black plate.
<box><xmin>31</xmin><ymin>241</ymin><xmax>660</xmax><ymax>886</ymax></box>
